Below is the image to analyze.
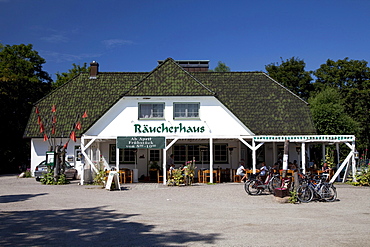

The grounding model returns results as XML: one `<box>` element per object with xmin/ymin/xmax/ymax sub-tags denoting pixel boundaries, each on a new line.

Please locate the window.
<box><xmin>149</xmin><ymin>150</ymin><xmax>161</xmax><ymax>162</ymax></box>
<box><xmin>110</xmin><ymin>144</ymin><xmax>123</xmax><ymax>163</ymax></box>
<box><xmin>174</xmin><ymin>103</ymin><xmax>199</xmax><ymax>119</ymax></box>
<box><xmin>139</xmin><ymin>103</ymin><xmax>164</xmax><ymax>119</ymax></box>
<box><xmin>256</xmin><ymin>146</ymin><xmax>265</xmax><ymax>163</ymax></box>
<box><xmin>174</xmin><ymin>145</ymin><xmax>187</xmax><ymax>163</ymax></box>
<box><xmin>173</xmin><ymin>144</ymin><xmax>226</xmax><ymax>164</ymax></box>
<box><xmin>109</xmin><ymin>144</ymin><xmax>136</xmax><ymax>164</ymax></box>
<box><xmin>124</xmin><ymin>149</ymin><xmax>136</xmax><ymax>162</ymax></box>
<box><xmin>214</xmin><ymin>144</ymin><xmax>228</xmax><ymax>162</ymax></box>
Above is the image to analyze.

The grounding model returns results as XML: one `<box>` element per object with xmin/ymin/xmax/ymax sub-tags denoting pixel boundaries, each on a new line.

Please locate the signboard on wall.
<box><xmin>117</xmin><ymin>136</ymin><xmax>165</xmax><ymax>149</ymax></box>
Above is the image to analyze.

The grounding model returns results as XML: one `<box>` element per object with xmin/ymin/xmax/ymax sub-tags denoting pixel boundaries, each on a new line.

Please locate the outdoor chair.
<box><xmin>198</xmin><ymin>169</ymin><xmax>204</xmax><ymax>183</ymax></box>
<box><xmin>203</xmin><ymin>170</ymin><xmax>218</xmax><ymax>183</ymax></box>
<box><xmin>157</xmin><ymin>169</ymin><xmax>164</xmax><ymax>183</ymax></box>
<box><xmin>120</xmin><ymin>169</ymin><xmax>133</xmax><ymax>183</ymax></box>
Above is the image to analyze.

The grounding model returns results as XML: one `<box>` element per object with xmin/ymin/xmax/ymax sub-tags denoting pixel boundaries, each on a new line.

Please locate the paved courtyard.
<box><xmin>0</xmin><ymin>174</ymin><xmax>369</xmax><ymax>246</ymax></box>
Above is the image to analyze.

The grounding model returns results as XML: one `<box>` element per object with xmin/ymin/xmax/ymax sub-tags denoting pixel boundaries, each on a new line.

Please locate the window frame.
<box><xmin>173</xmin><ymin>102</ymin><xmax>200</xmax><ymax>120</ymax></box>
<box><xmin>149</xmin><ymin>149</ymin><xmax>161</xmax><ymax>163</ymax></box>
<box><xmin>138</xmin><ymin>102</ymin><xmax>165</xmax><ymax>120</ymax></box>
<box><xmin>173</xmin><ymin>143</ymin><xmax>227</xmax><ymax>164</ymax></box>
<box><xmin>109</xmin><ymin>144</ymin><xmax>136</xmax><ymax>164</ymax></box>
<box><xmin>214</xmin><ymin>144</ymin><xmax>228</xmax><ymax>163</ymax></box>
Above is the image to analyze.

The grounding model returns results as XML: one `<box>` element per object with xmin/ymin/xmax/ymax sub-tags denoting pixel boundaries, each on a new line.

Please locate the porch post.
<box><xmin>210</xmin><ymin>138</ymin><xmax>213</xmax><ymax>183</ymax></box>
<box><xmin>336</xmin><ymin>143</ymin><xmax>340</xmax><ymax>165</ymax></box>
<box><xmin>116</xmin><ymin>146</ymin><xmax>119</xmax><ymax>171</ymax></box>
<box><xmin>163</xmin><ymin>149</ymin><xmax>166</xmax><ymax>185</ymax></box>
<box><xmin>97</xmin><ymin>142</ymin><xmax>101</xmax><ymax>170</ymax></box>
<box><xmin>252</xmin><ymin>139</ymin><xmax>256</xmax><ymax>174</ymax></box>
<box><xmin>163</xmin><ymin>138</ymin><xmax>178</xmax><ymax>185</ymax></box>
<box><xmin>322</xmin><ymin>144</ymin><xmax>326</xmax><ymax>162</ymax></box>
<box><xmin>343</xmin><ymin>142</ymin><xmax>353</xmax><ymax>182</ymax></box>
<box><xmin>351</xmin><ymin>141</ymin><xmax>357</xmax><ymax>182</ymax></box>
<box><xmin>302</xmin><ymin>142</ymin><xmax>306</xmax><ymax>174</ymax></box>
<box><xmin>282</xmin><ymin>140</ymin><xmax>289</xmax><ymax>177</ymax></box>
<box><xmin>330</xmin><ymin>148</ymin><xmax>353</xmax><ymax>183</ymax></box>
<box><xmin>80</xmin><ymin>136</ymin><xmax>85</xmax><ymax>185</ymax></box>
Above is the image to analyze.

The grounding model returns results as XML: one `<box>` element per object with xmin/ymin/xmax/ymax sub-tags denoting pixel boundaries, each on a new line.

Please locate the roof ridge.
<box><xmin>95</xmin><ymin>71</ymin><xmax>149</xmax><ymax>74</ymax></box>
<box><xmin>170</xmin><ymin>59</ymin><xmax>217</xmax><ymax>95</ymax></box>
<box><xmin>124</xmin><ymin>58</ymin><xmax>172</xmax><ymax>95</ymax></box>
<box><xmin>123</xmin><ymin>58</ymin><xmax>216</xmax><ymax>96</ymax></box>
<box><xmin>33</xmin><ymin>73</ymin><xmax>84</xmax><ymax>105</ymax></box>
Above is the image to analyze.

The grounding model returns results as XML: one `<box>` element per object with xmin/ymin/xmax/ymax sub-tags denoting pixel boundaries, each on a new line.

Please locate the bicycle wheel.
<box><xmin>321</xmin><ymin>184</ymin><xmax>337</xmax><ymax>202</ymax></box>
<box><xmin>244</xmin><ymin>180</ymin><xmax>249</xmax><ymax>193</ymax></box>
<box><xmin>245</xmin><ymin>180</ymin><xmax>260</xmax><ymax>195</ymax></box>
<box><xmin>297</xmin><ymin>184</ymin><xmax>313</xmax><ymax>203</ymax></box>
<box><xmin>268</xmin><ymin>177</ymin><xmax>281</xmax><ymax>193</ymax></box>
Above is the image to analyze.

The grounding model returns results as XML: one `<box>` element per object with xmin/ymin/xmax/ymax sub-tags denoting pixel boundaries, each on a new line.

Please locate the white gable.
<box><xmin>85</xmin><ymin>96</ymin><xmax>254</xmax><ymax>137</ymax></box>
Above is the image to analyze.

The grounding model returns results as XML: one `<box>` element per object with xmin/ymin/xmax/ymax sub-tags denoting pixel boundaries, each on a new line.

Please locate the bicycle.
<box><xmin>297</xmin><ymin>174</ymin><xmax>337</xmax><ymax>203</ymax></box>
<box><xmin>244</xmin><ymin>167</ymin><xmax>281</xmax><ymax>195</ymax></box>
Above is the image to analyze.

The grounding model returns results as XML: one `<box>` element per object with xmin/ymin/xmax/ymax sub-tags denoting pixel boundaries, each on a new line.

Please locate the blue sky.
<box><xmin>1</xmin><ymin>0</ymin><xmax>370</xmax><ymax>80</ymax></box>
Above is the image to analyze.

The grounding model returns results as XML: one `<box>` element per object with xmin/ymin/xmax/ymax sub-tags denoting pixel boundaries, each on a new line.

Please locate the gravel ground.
<box><xmin>0</xmin><ymin>174</ymin><xmax>369</xmax><ymax>247</ymax></box>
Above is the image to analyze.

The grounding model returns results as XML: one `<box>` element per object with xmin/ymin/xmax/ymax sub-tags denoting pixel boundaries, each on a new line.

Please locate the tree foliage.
<box><xmin>313</xmin><ymin>58</ymin><xmax>370</xmax><ymax>93</ymax></box>
<box><xmin>209</xmin><ymin>61</ymin><xmax>230</xmax><ymax>72</ymax></box>
<box><xmin>53</xmin><ymin>63</ymin><xmax>89</xmax><ymax>89</ymax></box>
<box><xmin>313</xmin><ymin>58</ymin><xmax>370</xmax><ymax>151</ymax></box>
<box><xmin>0</xmin><ymin>43</ymin><xmax>52</xmax><ymax>173</ymax></box>
<box><xmin>265</xmin><ymin>56</ymin><xmax>370</xmax><ymax>153</ymax></box>
<box><xmin>308</xmin><ymin>87</ymin><xmax>359</xmax><ymax>135</ymax></box>
<box><xmin>265</xmin><ymin>57</ymin><xmax>313</xmax><ymax>100</ymax></box>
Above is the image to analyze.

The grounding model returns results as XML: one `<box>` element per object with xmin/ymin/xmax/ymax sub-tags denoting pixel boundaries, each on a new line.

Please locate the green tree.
<box><xmin>0</xmin><ymin>43</ymin><xmax>52</xmax><ymax>173</ymax></box>
<box><xmin>308</xmin><ymin>87</ymin><xmax>359</xmax><ymax>136</ymax></box>
<box><xmin>209</xmin><ymin>61</ymin><xmax>230</xmax><ymax>72</ymax></box>
<box><xmin>265</xmin><ymin>57</ymin><xmax>313</xmax><ymax>100</ymax></box>
<box><xmin>313</xmin><ymin>58</ymin><xmax>370</xmax><ymax>93</ymax></box>
<box><xmin>313</xmin><ymin>58</ymin><xmax>370</xmax><ymax>151</ymax></box>
<box><xmin>53</xmin><ymin>63</ymin><xmax>89</xmax><ymax>89</ymax></box>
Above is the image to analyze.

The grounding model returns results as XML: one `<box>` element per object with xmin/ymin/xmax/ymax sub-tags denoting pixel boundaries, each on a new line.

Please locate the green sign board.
<box><xmin>117</xmin><ymin>136</ymin><xmax>166</xmax><ymax>149</ymax></box>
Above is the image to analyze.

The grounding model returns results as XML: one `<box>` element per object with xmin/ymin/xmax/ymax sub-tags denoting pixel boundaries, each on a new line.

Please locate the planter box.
<box><xmin>274</xmin><ymin>188</ymin><xmax>289</xmax><ymax>198</ymax></box>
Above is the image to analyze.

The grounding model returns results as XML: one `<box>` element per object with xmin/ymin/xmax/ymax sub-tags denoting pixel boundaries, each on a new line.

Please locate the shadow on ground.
<box><xmin>0</xmin><ymin>207</ymin><xmax>221</xmax><ymax>246</ymax></box>
<box><xmin>0</xmin><ymin>193</ymin><xmax>48</xmax><ymax>204</ymax></box>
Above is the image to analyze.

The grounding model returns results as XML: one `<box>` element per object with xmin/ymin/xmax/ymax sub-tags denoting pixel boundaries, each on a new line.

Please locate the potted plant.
<box><xmin>148</xmin><ymin>161</ymin><xmax>160</xmax><ymax>181</ymax></box>
<box><xmin>184</xmin><ymin>159</ymin><xmax>197</xmax><ymax>185</ymax></box>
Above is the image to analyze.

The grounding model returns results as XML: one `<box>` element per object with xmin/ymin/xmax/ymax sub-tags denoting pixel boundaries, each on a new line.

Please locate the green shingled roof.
<box><xmin>24</xmin><ymin>58</ymin><xmax>316</xmax><ymax>138</ymax></box>
<box><xmin>125</xmin><ymin>58</ymin><xmax>215</xmax><ymax>96</ymax></box>
<box><xmin>194</xmin><ymin>72</ymin><xmax>315</xmax><ymax>135</ymax></box>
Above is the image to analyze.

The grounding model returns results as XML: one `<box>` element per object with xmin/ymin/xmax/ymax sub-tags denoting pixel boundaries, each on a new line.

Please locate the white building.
<box><xmin>24</xmin><ymin>58</ymin><xmax>356</xmax><ymax>184</ymax></box>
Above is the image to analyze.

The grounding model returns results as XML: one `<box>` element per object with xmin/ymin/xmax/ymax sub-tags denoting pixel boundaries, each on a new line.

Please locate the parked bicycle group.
<box><xmin>239</xmin><ymin>161</ymin><xmax>337</xmax><ymax>203</ymax></box>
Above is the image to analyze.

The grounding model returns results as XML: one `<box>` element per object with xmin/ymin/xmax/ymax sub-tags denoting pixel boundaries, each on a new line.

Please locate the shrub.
<box><xmin>289</xmin><ymin>190</ymin><xmax>298</xmax><ymax>204</ymax></box>
<box><xmin>40</xmin><ymin>169</ymin><xmax>69</xmax><ymax>185</ymax></box>
<box><xmin>353</xmin><ymin>166</ymin><xmax>370</xmax><ymax>186</ymax></box>
<box><xmin>24</xmin><ymin>169</ymin><xmax>32</xmax><ymax>178</ymax></box>
<box><xmin>94</xmin><ymin>170</ymin><xmax>107</xmax><ymax>186</ymax></box>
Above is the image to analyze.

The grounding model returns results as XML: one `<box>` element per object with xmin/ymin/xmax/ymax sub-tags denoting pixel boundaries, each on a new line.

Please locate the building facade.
<box><xmin>24</xmin><ymin>58</ymin><xmax>356</xmax><ymax>184</ymax></box>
